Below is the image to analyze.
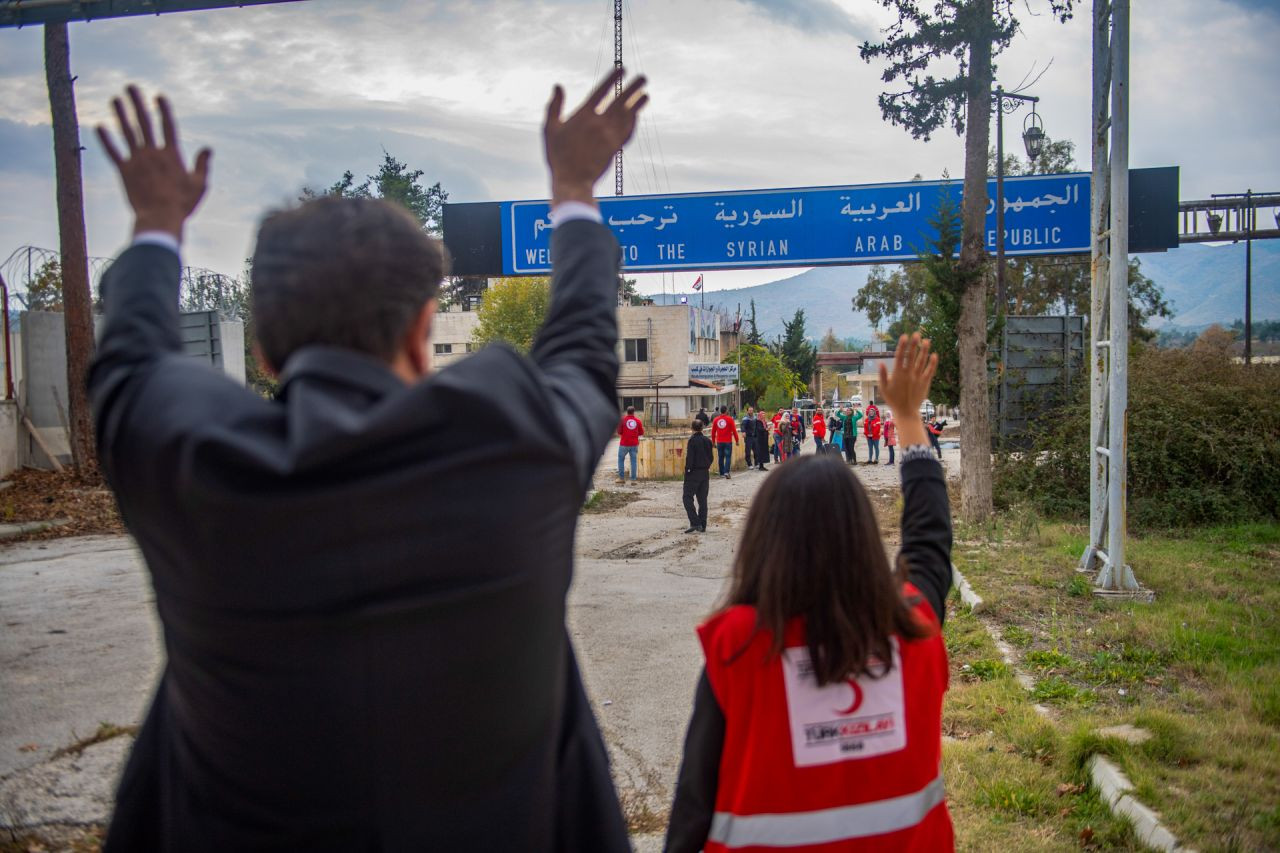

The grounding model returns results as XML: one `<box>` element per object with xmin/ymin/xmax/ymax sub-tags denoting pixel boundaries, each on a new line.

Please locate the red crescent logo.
<box><xmin>836</xmin><ymin>679</ymin><xmax>864</xmax><ymax>715</ymax></box>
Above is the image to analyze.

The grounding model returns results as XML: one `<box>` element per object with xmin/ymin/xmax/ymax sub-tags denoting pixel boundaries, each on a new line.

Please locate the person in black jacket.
<box><xmin>683</xmin><ymin>419</ymin><xmax>714</xmax><ymax>532</ymax></box>
<box><xmin>90</xmin><ymin>72</ymin><xmax>647</xmax><ymax>853</ymax></box>
<box><xmin>665</xmin><ymin>334</ymin><xmax>954</xmax><ymax>852</ymax></box>
<box><xmin>740</xmin><ymin>407</ymin><xmax>757</xmax><ymax>469</ymax></box>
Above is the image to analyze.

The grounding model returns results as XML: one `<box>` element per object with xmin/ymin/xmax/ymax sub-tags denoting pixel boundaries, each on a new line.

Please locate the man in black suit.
<box><xmin>90</xmin><ymin>72</ymin><xmax>647</xmax><ymax>852</ymax></box>
<box><xmin>682</xmin><ymin>419</ymin><xmax>713</xmax><ymax>532</ymax></box>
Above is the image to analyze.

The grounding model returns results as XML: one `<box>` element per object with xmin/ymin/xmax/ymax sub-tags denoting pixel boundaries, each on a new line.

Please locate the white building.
<box><xmin>615</xmin><ymin>304</ymin><xmax>739</xmax><ymax>426</ymax></box>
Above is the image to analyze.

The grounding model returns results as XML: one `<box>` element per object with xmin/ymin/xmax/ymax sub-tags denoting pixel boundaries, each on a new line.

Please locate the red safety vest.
<box><xmin>698</xmin><ymin>589</ymin><xmax>952</xmax><ymax>852</ymax></box>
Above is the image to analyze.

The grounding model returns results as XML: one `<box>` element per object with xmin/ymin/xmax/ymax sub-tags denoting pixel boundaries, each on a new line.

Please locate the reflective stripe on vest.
<box><xmin>708</xmin><ymin>774</ymin><xmax>944</xmax><ymax>849</ymax></box>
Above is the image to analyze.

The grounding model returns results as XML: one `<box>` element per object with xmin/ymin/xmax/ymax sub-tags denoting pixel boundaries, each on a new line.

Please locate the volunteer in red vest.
<box><xmin>811</xmin><ymin>410</ymin><xmax>827</xmax><ymax>453</ymax></box>
<box><xmin>665</xmin><ymin>333</ymin><xmax>954</xmax><ymax>852</ymax></box>
<box><xmin>864</xmin><ymin>408</ymin><xmax>882</xmax><ymax>464</ymax></box>
<box><xmin>883</xmin><ymin>410</ymin><xmax>898</xmax><ymax>465</ymax></box>
<box><xmin>711</xmin><ymin>405</ymin><xmax>740</xmax><ymax>480</ymax></box>
<box><xmin>617</xmin><ymin>405</ymin><xmax>644</xmax><ymax>484</ymax></box>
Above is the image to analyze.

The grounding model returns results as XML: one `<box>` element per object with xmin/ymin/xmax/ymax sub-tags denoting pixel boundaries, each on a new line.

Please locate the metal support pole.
<box><xmin>1079</xmin><ymin>0</ymin><xmax>1111</xmax><ymax>575</ymax></box>
<box><xmin>613</xmin><ymin>0</ymin><xmax>623</xmax><ymax>197</ymax></box>
<box><xmin>1097</xmin><ymin>0</ymin><xmax>1137</xmax><ymax>592</ymax></box>
<box><xmin>995</xmin><ymin>86</ymin><xmax>1006</xmax><ymax>317</ymax></box>
<box><xmin>1245</xmin><ymin>188</ymin><xmax>1252</xmax><ymax>365</ymax></box>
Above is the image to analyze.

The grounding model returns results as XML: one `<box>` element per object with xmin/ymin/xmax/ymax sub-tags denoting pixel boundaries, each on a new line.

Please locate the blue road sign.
<box><xmin>500</xmin><ymin>173</ymin><xmax>1090</xmax><ymax>275</ymax></box>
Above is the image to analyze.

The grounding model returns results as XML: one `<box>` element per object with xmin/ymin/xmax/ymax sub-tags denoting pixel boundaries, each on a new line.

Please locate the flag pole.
<box><xmin>700</xmin><ymin>273</ymin><xmax>705</xmax><ymax>309</ymax></box>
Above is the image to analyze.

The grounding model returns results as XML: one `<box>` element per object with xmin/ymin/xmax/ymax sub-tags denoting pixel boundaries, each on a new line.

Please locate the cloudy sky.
<box><xmin>1</xmin><ymin>0</ymin><xmax>1277</xmax><ymax>295</ymax></box>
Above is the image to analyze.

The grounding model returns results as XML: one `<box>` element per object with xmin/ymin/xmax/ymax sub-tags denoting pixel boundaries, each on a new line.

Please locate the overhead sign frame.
<box><xmin>0</xmin><ymin>0</ymin><xmax>307</xmax><ymax>28</ymax></box>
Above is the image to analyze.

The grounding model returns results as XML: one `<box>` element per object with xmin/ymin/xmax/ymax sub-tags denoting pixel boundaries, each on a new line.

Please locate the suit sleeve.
<box><xmin>528</xmin><ymin>220</ymin><xmax>621</xmax><ymax>493</ymax></box>
<box><xmin>664</xmin><ymin>669</ymin><xmax>724</xmax><ymax>853</ymax></box>
<box><xmin>87</xmin><ymin>245</ymin><xmax>184</xmax><ymax>474</ymax></box>
<box><xmin>896</xmin><ymin>457</ymin><xmax>953</xmax><ymax>625</ymax></box>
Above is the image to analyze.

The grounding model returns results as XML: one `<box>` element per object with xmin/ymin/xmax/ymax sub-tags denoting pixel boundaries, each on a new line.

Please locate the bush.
<box><xmin>995</xmin><ymin>346</ymin><xmax>1280</xmax><ymax>528</ymax></box>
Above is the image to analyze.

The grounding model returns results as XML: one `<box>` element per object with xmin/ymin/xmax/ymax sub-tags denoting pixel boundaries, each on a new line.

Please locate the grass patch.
<box><xmin>942</xmin><ymin>600</ymin><xmax>1137</xmax><ymax>849</ymax></box>
<box><xmin>582</xmin><ymin>489</ymin><xmax>643</xmax><ymax>514</ymax></box>
<box><xmin>952</xmin><ymin>514</ymin><xmax>1280</xmax><ymax>851</ymax></box>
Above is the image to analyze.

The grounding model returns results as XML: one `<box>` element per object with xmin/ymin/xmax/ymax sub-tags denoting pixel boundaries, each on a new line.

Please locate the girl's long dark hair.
<box><xmin>725</xmin><ymin>453</ymin><xmax>929</xmax><ymax>685</ymax></box>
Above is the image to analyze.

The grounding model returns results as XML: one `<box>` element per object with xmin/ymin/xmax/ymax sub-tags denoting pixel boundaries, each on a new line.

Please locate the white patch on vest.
<box><xmin>716</xmin><ymin>418</ymin><xmax>729</xmax><ymax>430</ymax></box>
<box><xmin>781</xmin><ymin>640</ymin><xmax>907</xmax><ymax>767</ymax></box>
<box><xmin>626</xmin><ymin>419</ymin><xmax>637</xmax><ymax>430</ymax></box>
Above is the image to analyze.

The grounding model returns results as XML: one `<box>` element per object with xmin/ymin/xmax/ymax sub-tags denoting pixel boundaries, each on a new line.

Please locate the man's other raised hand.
<box><xmin>544</xmin><ymin>68</ymin><xmax>648</xmax><ymax>209</ymax></box>
<box><xmin>97</xmin><ymin>86</ymin><xmax>211</xmax><ymax>243</ymax></box>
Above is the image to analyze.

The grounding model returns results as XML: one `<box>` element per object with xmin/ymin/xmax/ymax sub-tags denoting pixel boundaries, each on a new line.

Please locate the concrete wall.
<box><xmin>0</xmin><ymin>400</ymin><xmax>17</xmax><ymax>477</ymax></box>
<box><xmin>15</xmin><ymin>310</ymin><xmax>246</xmax><ymax>471</ymax></box>
<box><xmin>429</xmin><ymin>307</ymin><xmax>480</xmax><ymax>368</ymax></box>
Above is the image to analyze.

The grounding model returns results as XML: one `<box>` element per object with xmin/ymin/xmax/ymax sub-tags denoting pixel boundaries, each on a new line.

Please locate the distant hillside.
<box><xmin>648</xmin><ymin>265</ymin><xmax>879</xmax><ymax>344</ymax></box>
<box><xmin>649</xmin><ymin>240</ymin><xmax>1279</xmax><ymax>342</ymax></box>
<box><xmin>1134</xmin><ymin>241</ymin><xmax>1279</xmax><ymax>328</ymax></box>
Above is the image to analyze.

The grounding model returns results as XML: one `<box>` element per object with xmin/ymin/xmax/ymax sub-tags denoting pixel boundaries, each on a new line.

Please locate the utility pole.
<box><xmin>1080</xmin><ymin>0</ymin><xmax>1142</xmax><ymax>596</ymax></box>
<box><xmin>614</xmin><ymin>0</ymin><xmax>623</xmax><ymax>197</ymax></box>
<box><xmin>44</xmin><ymin>22</ymin><xmax>96</xmax><ymax>477</ymax></box>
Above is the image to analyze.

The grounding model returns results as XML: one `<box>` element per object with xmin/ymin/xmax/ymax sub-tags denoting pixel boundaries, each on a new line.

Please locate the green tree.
<box><xmin>303</xmin><ymin>152</ymin><xmax>448</xmax><ymax>235</ymax></box>
<box><xmin>745</xmin><ymin>299</ymin><xmax>763</xmax><ymax>346</ymax></box>
<box><xmin>861</xmin><ymin>0</ymin><xmax>1076</xmax><ymax>522</ymax></box>
<box><xmin>777</xmin><ymin>308</ymin><xmax>818</xmax><ymax>391</ymax></box>
<box><xmin>473</xmin><ymin>277</ymin><xmax>551</xmax><ymax>353</ymax></box>
<box><xmin>853</xmin><ymin>263</ymin><xmax>930</xmax><ymax>336</ymax></box>
<box><xmin>818</xmin><ymin>328</ymin><xmax>845</xmax><ymax>352</ymax></box>
<box><xmin>25</xmin><ymin>258</ymin><xmax>63</xmax><ymax>311</ymax></box>
<box><xmin>727</xmin><ymin>343</ymin><xmax>803</xmax><ymax>409</ymax></box>
<box><xmin>619</xmin><ymin>277</ymin><xmax>641</xmax><ymax>306</ymax></box>
<box><xmin>916</xmin><ymin>193</ymin><xmax>965</xmax><ymax>403</ymax></box>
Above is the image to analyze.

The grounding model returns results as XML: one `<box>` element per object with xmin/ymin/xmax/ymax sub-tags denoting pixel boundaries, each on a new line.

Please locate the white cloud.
<box><xmin>0</xmin><ymin>0</ymin><xmax>1276</xmax><ymax>294</ymax></box>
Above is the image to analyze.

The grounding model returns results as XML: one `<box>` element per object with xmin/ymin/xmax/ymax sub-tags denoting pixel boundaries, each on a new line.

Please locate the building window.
<box><xmin>620</xmin><ymin>396</ymin><xmax>645</xmax><ymax>412</ymax></box>
<box><xmin>623</xmin><ymin>338</ymin><xmax>648</xmax><ymax>362</ymax></box>
<box><xmin>434</xmin><ymin>343</ymin><xmax>453</xmax><ymax>355</ymax></box>
<box><xmin>465</xmin><ymin>343</ymin><xmax>478</xmax><ymax>352</ymax></box>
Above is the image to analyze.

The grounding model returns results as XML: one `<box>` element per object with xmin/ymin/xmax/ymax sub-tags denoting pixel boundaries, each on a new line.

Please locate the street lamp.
<box><xmin>993</xmin><ymin>86</ymin><xmax>1044</xmax><ymax>319</ymax></box>
<box><xmin>1022</xmin><ymin>108</ymin><xmax>1046</xmax><ymax>160</ymax></box>
<box><xmin>1207</xmin><ymin>212</ymin><xmax>1223</xmax><ymax>235</ymax></box>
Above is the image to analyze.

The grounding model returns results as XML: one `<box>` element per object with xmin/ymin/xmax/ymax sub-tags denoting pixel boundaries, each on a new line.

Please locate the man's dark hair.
<box><xmin>692</xmin><ymin>420</ymin><xmax>704</xmax><ymax>432</ymax></box>
<box><xmin>626</xmin><ymin>406</ymin><xmax>635</xmax><ymax>415</ymax></box>
<box><xmin>719</xmin><ymin>405</ymin><xmax>727</xmax><ymax>413</ymax></box>
<box><xmin>725</xmin><ymin>453</ymin><xmax>928</xmax><ymax>685</ymax></box>
<box><xmin>251</xmin><ymin>197</ymin><xmax>448</xmax><ymax>370</ymax></box>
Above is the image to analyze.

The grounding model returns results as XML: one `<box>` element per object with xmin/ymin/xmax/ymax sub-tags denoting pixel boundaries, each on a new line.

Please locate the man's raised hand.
<box><xmin>543</xmin><ymin>69</ymin><xmax>648</xmax><ymax>208</ymax></box>
<box><xmin>97</xmin><ymin>86</ymin><xmax>211</xmax><ymax>242</ymax></box>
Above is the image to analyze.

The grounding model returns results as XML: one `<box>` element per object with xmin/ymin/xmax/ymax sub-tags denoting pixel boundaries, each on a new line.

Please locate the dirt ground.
<box><xmin>0</xmin><ymin>436</ymin><xmax>959</xmax><ymax>852</ymax></box>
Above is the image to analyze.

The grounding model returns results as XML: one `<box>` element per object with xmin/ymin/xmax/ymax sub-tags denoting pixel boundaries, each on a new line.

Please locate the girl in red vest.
<box><xmin>666</xmin><ymin>333</ymin><xmax>954</xmax><ymax>853</ymax></box>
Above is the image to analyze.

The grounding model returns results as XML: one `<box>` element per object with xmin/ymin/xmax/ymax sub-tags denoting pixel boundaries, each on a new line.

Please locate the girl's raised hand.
<box><xmin>878</xmin><ymin>333</ymin><xmax>937</xmax><ymax>419</ymax></box>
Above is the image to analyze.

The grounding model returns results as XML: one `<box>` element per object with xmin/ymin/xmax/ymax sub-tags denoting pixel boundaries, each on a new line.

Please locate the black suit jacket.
<box><xmin>90</xmin><ymin>221</ymin><xmax>629</xmax><ymax>852</ymax></box>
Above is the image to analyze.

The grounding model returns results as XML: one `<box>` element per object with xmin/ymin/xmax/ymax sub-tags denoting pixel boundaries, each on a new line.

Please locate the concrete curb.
<box><xmin>0</xmin><ymin>518</ymin><xmax>71</xmax><ymax>540</ymax></box>
<box><xmin>1088</xmin><ymin>755</ymin><xmax>1192</xmax><ymax>851</ymax></box>
<box><xmin>951</xmin><ymin>566</ymin><xmax>1193</xmax><ymax>852</ymax></box>
<box><xmin>951</xmin><ymin>564</ymin><xmax>984</xmax><ymax>612</ymax></box>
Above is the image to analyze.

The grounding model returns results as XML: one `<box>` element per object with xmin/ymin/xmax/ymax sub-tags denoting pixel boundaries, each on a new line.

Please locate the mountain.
<box><xmin>648</xmin><ymin>265</ymin><xmax>881</xmax><ymax>344</ymax></box>
<box><xmin>1132</xmin><ymin>240</ymin><xmax>1279</xmax><ymax>328</ymax></box>
<box><xmin>647</xmin><ymin>240</ymin><xmax>1279</xmax><ymax>341</ymax></box>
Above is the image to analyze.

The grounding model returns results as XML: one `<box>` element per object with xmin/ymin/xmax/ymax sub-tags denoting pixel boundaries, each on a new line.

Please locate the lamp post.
<box><xmin>993</xmin><ymin>86</ymin><xmax>1047</xmax><ymax>317</ymax></box>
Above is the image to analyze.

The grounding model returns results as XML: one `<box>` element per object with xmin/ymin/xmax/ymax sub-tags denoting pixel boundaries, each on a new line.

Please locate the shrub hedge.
<box><xmin>994</xmin><ymin>347</ymin><xmax>1280</xmax><ymax>528</ymax></box>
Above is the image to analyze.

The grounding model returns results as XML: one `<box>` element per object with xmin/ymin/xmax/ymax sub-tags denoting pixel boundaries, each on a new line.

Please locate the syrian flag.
<box><xmin>692</xmin><ymin>274</ymin><xmax>704</xmax><ymax>291</ymax></box>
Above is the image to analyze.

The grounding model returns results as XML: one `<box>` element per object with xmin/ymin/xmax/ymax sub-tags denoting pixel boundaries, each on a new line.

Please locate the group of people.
<box><xmin>92</xmin><ymin>68</ymin><xmax>955</xmax><ymax>853</ymax></box>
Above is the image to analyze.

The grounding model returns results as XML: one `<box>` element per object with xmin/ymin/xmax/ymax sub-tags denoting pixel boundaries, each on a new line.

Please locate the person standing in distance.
<box><xmin>740</xmin><ymin>407</ymin><xmax>757</xmax><ymax>469</ymax></box>
<box><xmin>683</xmin><ymin>419</ymin><xmax>714</xmax><ymax>533</ymax></box>
<box><xmin>711</xmin><ymin>405</ymin><xmax>739</xmax><ymax>479</ymax></box>
<box><xmin>617</xmin><ymin>405</ymin><xmax>644</xmax><ymax>484</ymax></box>
<box><xmin>91</xmin><ymin>70</ymin><xmax>647</xmax><ymax>853</ymax></box>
